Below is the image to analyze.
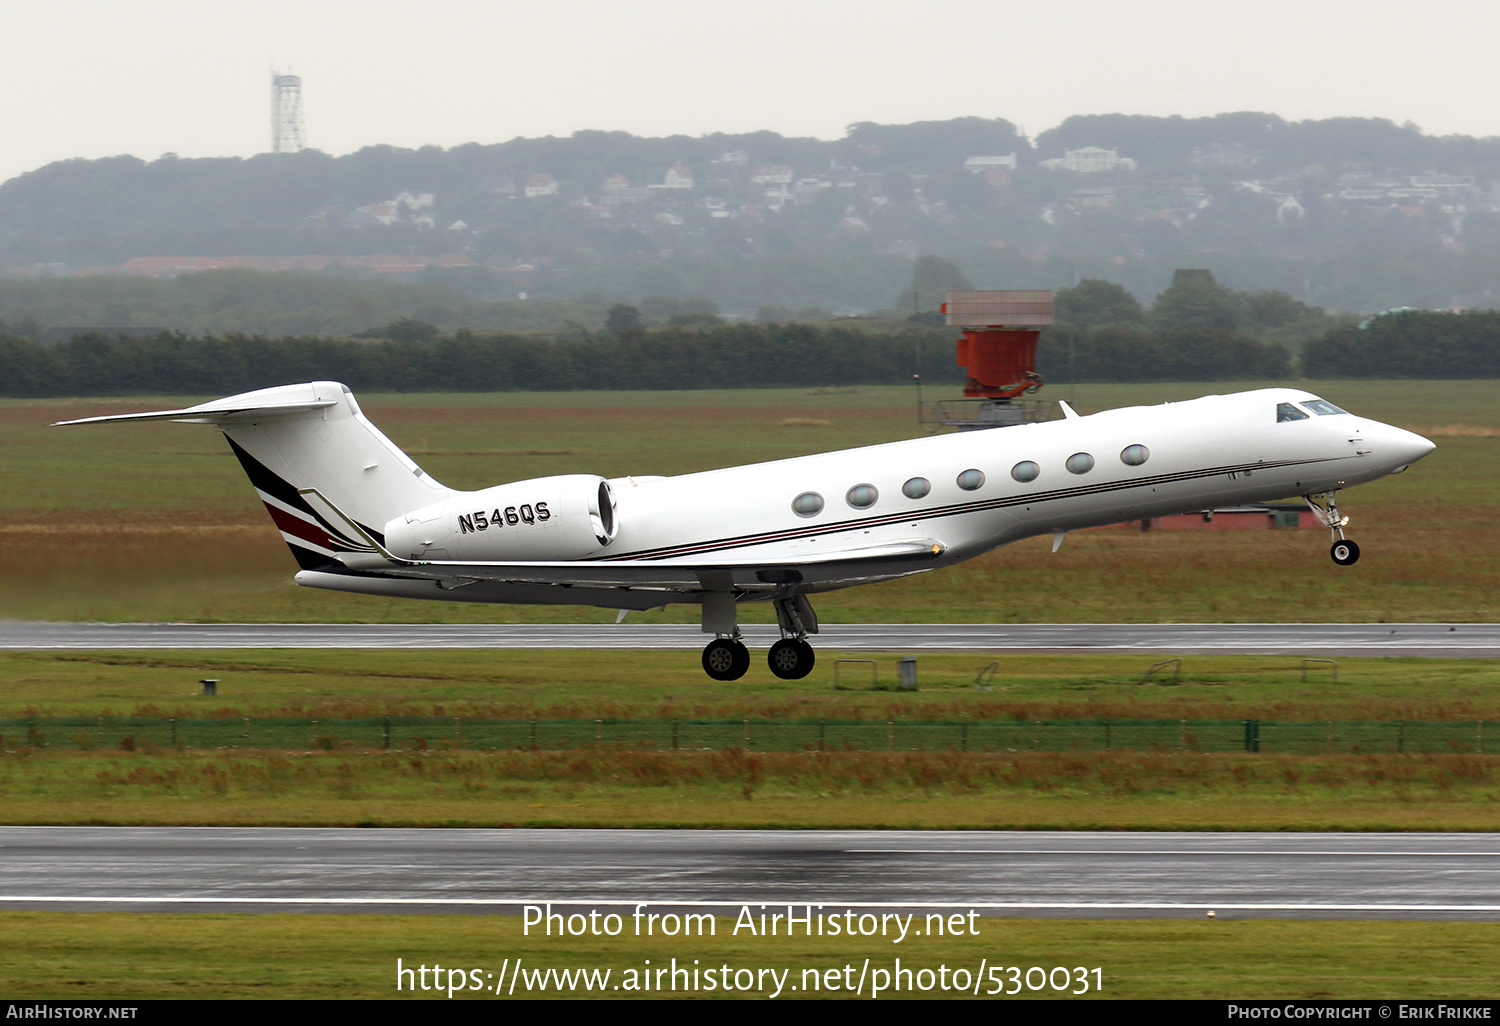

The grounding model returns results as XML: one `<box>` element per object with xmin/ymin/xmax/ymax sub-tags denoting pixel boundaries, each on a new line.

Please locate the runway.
<box><xmin>2</xmin><ymin>827</ymin><xmax>1497</xmax><ymax>919</ymax></box>
<box><xmin>1</xmin><ymin>621</ymin><xmax>1496</xmax><ymax>657</ymax></box>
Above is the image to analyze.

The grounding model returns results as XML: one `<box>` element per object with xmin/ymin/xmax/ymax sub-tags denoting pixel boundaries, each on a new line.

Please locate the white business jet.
<box><xmin>58</xmin><ymin>382</ymin><xmax>1434</xmax><ymax>680</ymax></box>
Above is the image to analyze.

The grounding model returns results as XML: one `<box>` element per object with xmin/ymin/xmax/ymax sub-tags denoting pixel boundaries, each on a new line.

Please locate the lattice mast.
<box><xmin>271</xmin><ymin>74</ymin><xmax>306</xmax><ymax>153</ymax></box>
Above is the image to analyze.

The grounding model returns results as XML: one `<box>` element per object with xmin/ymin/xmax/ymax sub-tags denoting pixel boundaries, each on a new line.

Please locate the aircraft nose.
<box><xmin>1372</xmin><ymin>422</ymin><xmax>1436</xmax><ymax>471</ymax></box>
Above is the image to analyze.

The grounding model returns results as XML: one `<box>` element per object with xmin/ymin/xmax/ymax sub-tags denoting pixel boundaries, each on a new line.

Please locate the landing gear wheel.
<box><xmin>1330</xmin><ymin>539</ymin><xmax>1360</xmax><ymax>566</ymax></box>
<box><xmin>768</xmin><ymin>638</ymin><xmax>815</xmax><ymax>680</ymax></box>
<box><xmin>702</xmin><ymin>639</ymin><xmax>750</xmax><ymax>681</ymax></box>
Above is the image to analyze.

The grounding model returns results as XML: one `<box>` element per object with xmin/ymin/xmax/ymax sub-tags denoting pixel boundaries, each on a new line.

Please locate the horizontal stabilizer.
<box><xmin>54</xmin><ymin>398</ymin><xmax>337</xmax><ymax>427</ymax></box>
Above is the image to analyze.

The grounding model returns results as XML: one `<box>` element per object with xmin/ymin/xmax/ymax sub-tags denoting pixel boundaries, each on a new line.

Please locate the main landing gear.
<box><xmin>1304</xmin><ymin>490</ymin><xmax>1360</xmax><ymax>566</ymax></box>
<box><xmin>699</xmin><ymin>591</ymin><xmax>819</xmax><ymax>681</ymax></box>
<box><xmin>702</xmin><ymin>637</ymin><xmax>751</xmax><ymax>680</ymax></box>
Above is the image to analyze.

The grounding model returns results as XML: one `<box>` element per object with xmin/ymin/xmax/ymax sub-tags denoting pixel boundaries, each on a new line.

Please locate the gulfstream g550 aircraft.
<box><xmin>58</xmin><ymin>382</ymin><xmax>1434</xmax><ymax>680</ymax></box>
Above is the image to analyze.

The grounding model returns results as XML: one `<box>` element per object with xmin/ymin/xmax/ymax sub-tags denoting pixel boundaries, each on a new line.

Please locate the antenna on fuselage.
<box><xmin>922</xmin><ymin>290</ymin><xmax>1056</xmax><ymax>431</ymax></box>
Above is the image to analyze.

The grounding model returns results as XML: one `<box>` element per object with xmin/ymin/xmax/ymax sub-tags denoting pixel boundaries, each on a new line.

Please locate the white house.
<box><xmin>1040</xmin><ymin>147</ymin><xmax>1137</xmax><ymax>173</ymax></box>
<box><xmin>524</xmin><ymin>173</ymin><xmax>559</xmax><ymax>198</ymax></box>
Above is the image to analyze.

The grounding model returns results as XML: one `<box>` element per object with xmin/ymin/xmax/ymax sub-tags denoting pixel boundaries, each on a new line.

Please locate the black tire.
<box><xmin>1330</xmin><ymin>539</ymin><xmax>1360</xmax><ymax>566</ymax></box>
<box><xmin>703</xmin><ymin>639</ymin><xmax>749</xmax><ymax>680</ymax></box>
<box><xmin>768</xmin><ymin>638</ymin><xmax>813</xmax><ymax>680</ymax></box>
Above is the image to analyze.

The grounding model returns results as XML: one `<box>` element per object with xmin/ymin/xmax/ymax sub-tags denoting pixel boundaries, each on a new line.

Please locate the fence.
<box><xmin>0</xmin><ymin>717</ymin><xmax>1491</xmax><ymax>755</ymax></box>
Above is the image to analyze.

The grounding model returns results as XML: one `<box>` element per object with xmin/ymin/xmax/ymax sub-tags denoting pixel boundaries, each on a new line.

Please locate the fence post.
<box><xmin>1243</xmin><ymin>718</ymin><xmax>1259</xmax><ymax>753</ymax></box>
<box><xmin>888</xmin><ymin>719</ymin><xmax>894</xmax><ymax>750</ymax></box>
<box><xmin>1179</xmin><ymin>719</ymin><xmax>1186</xmax><ymax>751</ymax></box>
<box><xmin>383</xmin><ymin>716</ymin><xmax>391</xmax><ymax>750</ymax></box>
<box><xmin>530</xmin><ymin>719</ymin><xmax>538</xmax><ymax>751</ymax></box>
<box><xmin>243</xmin><ymin>717</ymin><xmax>250</xmax><ymax>743</ymax></box>
<box><xmin>596</xmin><ymin>718</ymin><xmax>603</xmax><ymax>744</ymax></box>
<box><xmin>743</xmin><ymin>719</ymin><xmax>750</xmax><ymax>749</ymax></box>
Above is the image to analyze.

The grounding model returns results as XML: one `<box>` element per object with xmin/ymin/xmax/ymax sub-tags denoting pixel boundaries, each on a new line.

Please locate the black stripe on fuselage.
<box><xmin>595</xmin><ymin>454</ymin><xmax>1348</xmax><ymax>562</ymax></box>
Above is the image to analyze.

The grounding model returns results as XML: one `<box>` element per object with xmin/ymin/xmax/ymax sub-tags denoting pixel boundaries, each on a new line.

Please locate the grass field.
<box><xmin>2</xmin><ymin>649</ymin><xmax>1500</xmax><ymax>830</ymax></box>
<box><xmin>7</xmin><ymin>649</ymin><xmax>1500</xmax><ymax>720</ymax></box>
<box><xmin>5</xmin><ymin>912</ymin><xmax>1498</xmax><ymax>1000</ymax></box>
<box><xmin>3</xmin><ymin>747</ymin><xmax>1499</xmax><ymax>830</ymax></box>
<box><xmin>2</xmin><ymin>380</ymin><xmax>1496</xmax><ymax>623</ymax></box>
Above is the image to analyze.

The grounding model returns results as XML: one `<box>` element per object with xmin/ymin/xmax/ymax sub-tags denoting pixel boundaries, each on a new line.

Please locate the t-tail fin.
<box><xmin>57</xmin><ymin>381</ymin><xmax>451</xmax><ymax>570</ymax></box>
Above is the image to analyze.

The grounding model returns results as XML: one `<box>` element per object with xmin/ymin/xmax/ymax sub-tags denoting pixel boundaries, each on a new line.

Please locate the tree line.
<box><xmin>1301</xmin><ymin>309</ymin><xmax>1500</xmax><ymax>377</ymax></box>
<box><xmin>0</xmin><ymin>320</ymin><xmax>1297</xmax><ymax>397</ymax></box>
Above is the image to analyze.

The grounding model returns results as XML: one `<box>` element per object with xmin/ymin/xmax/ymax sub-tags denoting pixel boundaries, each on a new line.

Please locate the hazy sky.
<box><xmin>3</xmin><ymin>0</ymin><xmax>1499</xmax><ymax>184</ymax></box>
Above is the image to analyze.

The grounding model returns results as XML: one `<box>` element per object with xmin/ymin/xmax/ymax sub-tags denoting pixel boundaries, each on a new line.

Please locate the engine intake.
<box><xmin>384</xmin><ymin>475</ymin><xmax>618</xmax><ymax>562</ymax></box>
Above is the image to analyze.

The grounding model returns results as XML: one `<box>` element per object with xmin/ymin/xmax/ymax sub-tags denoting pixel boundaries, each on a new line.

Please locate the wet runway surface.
<box><xmin>2</xmin><ymin>827</ymin><xmax>1498</xmax><ymax>919</ymax></box>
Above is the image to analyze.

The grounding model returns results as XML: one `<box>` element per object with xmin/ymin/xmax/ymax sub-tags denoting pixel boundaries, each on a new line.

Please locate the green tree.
<box><xmin>605</xmin><ymin>303</ymin><xmax>642</xmax><ymax>337</ymax></box>
<box><xmin>898</xmin><ymin>255</ymin><xmax>973</xmax><ymax>313</ymax></box>
<box><xmin>1151</xmin><ymin>274</ymin><xmax>1241</xmax><ymax>332</ymax></box>
<box><xmin>1053</xmin><ymin>279</ymin><xmax>1147</xmax><ymax>330</ymax></box>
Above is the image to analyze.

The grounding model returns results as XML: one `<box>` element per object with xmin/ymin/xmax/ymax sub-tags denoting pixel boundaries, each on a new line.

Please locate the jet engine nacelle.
<box><xmin>384</xmin><ymin>474</ymin><xmax>618</xmax><ymax>562</ymax></box>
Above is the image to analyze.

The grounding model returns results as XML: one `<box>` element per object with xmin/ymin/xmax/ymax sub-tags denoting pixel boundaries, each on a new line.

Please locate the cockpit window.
<box><xmin>1302</xmin><ymin>399</ymin><xmax>1348</xmax><ymax>416</ymax></box>
<box><xmin>1276</xmin><ymin>402</ymin><xmax>1309</xmax><ymax>423</ymax></box>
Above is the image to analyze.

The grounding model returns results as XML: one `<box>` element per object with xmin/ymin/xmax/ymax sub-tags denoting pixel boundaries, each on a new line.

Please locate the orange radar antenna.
<box><xmin>943</xmin><ymin>290</ymin><xmax>1053</xmax><ymax>399</ymax></box>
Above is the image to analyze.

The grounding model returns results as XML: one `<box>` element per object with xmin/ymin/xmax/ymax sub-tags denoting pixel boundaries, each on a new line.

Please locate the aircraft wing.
<box><xmin>357</xmin><ymin>537</ymin><xmax>949</xmax><ymax>591</ymax></box>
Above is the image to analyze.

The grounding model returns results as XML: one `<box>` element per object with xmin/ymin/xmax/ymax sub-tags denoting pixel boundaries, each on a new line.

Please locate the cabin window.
<box><xmin>1277</xmin><ymin>402</ymin><xmax>1309</xmax><ymax>422</ymax></box>
<box><xmin>956</xmin><ymin>469</ymin><xmax>986</xmax><ymax>491</ymax></box>
<box><xmin>902</xmin><ymin>477</ymin><xmax>931</xmax><ymax>499</ymax></box>
<box><xmin>1302</xmin><ymin>399</ymin><xmax>1348</xmax><ymax>416</ymax></box>
<box><xmin>1065</xmin><ymin>452</ymin><xmax>1095</xmax><ymax>475</ymax></box>
<box><xmin>1010</xmin><ymin>461</ymin><xmax>1040</xmax><ymax>483</ymax></box>
<box><xmin>846</xmin><ymin>484</ymin><xmax>879</xmax><ymax>509</ymax></box>
<box><xmin>791</xmin><ymin>492</ymin><xmax>824</xmax><ymax>517</ymax></box>
<box><xmin>1120</xmin><ymin>444</ymin><xmax>1150</xmax><ymax>466</ymax></box>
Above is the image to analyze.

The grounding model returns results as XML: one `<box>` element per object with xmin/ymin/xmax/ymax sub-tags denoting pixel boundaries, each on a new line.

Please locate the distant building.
<box><xmin>963</xmin><ymin>154</ymin><xmax>1017</xmax><ymax>172</ymax></box>
<box><xmin>524</xmin><ymin>173</ymin><xmax>559</xmax><ymax>198</ymax></box>
<box><xmin>751</xmin><ymin>164</ymin><xmax>793</xmax><ymax>185</ymax></box>
<box><xmin>661</xmin><ymin>163</ymin><xmax>694</xmax><ymax>190</ymax></box>
<box><xmin>1040</xmin><ymin>147</ymin><xmax>1137</xmax><ymax>173</ymax></box>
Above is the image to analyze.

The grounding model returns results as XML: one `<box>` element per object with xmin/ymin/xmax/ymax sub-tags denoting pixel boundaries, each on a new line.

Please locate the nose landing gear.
<box><xmin>1304</xmin><ymin>490</ymin><xmax>1360</xmax><ymax>566</ymax></box>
